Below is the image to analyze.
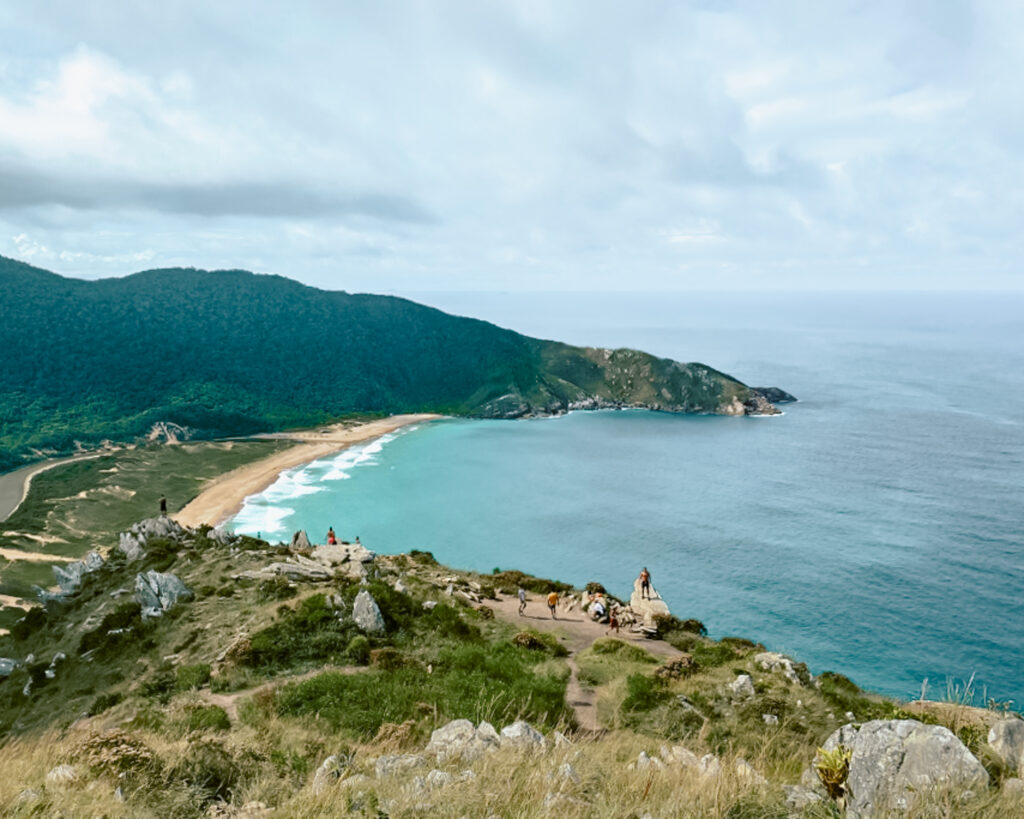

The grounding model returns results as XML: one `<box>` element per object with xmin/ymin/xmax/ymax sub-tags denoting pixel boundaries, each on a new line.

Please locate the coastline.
<box><xmin>173</xmin><ymin>414</ymin><xmax>442</xmax><ymax>529</ymax></box>
<box><xmin>0</xmin><ymin>453</ymin><xmax>105</xmax><ymax>523</ymax></box>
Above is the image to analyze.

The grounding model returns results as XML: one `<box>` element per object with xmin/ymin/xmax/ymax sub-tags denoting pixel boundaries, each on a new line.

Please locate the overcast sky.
<box><xmin>0</xmin><ymin>1</ymin><xmax>1021</xmax><ymax>292</ymax></box>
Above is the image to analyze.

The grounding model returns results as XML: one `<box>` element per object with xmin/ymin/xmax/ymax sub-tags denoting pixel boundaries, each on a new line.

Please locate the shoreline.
<box><xmin>0</xmin><ymin>453</ymin><xmax>106</xmax><ymax>524</ymax></box>
<box><xmin>173</xmin><ymin>414</ymin><xmax>442</xmax><ymax>529</ymax></box>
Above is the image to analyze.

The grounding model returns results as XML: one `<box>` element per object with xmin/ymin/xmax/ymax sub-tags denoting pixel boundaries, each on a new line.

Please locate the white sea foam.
<box><xmin>231</xmin><ymin>503</ymin><xmax>295</xmax><ymax>539</ymax></box>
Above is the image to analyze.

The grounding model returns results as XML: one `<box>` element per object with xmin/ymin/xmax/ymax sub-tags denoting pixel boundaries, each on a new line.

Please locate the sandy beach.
<box><xmin>174</xmin><ymin>414</ymin><xmax>441</xmax><ymax>528</ymax></box>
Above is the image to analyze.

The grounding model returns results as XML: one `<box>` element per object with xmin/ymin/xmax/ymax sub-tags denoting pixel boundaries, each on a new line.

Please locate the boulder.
<box><xmin>783</xmin><ymin>784</ymin><xmax>824</xmax><ymax>811</ymax></box>
<box><xmin>762</xmin><ymin>713</ymin><xmax>779</xmax><ymax>726</ymax></box>
<box><xmin>119</xmin><ymin>517</ymin><xmax>186</xmax><ymax>561</ymax></box>
<box><xmin>310</xmin><ymin>542</ymin><xmax>376</xmax><ymax>579</ymax></box>
<box><xmin>353</xmin><ymin>590</ymin><xmax>385</xmax><ymax>634</ymax></box>
<box><xmin>729</xmin><ymin>673</ymin><xmax>755</xmax><ymax>699</ymax></box>
<box><xmin>556</xmin><ymin>762</ymin><xmax>581</xmax><ymax>784</ymax></box>
<box><xmin>233</xmin><ymin>562</ymin><xmax>332</xmax><ymax>583</ymax></box>
<box><xmin>734</xmin><ymin>758</ymin><xmax>767</xmax><ymax>785</ymax></box>
<box><xmin>0</xmin><ymin>658</ymin><xmax>17</xmax><ymax>677</ymax></box>
<box><xmin>628</xmin><ymin>577</ymin><xmax>671</xmax><ymax>628</ymax></box>
<box><xmin>134</xmin><ymin>570</ymin><xmax>193</xmax><ymax>619</ymax></box>
<box><xmin>375</xmin><ymin>754</ymin><xmax>426</xmax><ymax>778</ymax></box>
<box><xmin>660</xmin><ymin>745</ymin><xmax>699</xmax><ymax>768</ymax></box>
<box><xmin>312</xmin><ymin>755</ymin><xmax>342</xmax><ymax>795</ymax></box>
<box><xmin>425</xmin><ymin>769</ymin><xmax>453</xmax><ymax>788</ymax></box>
<box><xmin>698</xmin><ymin>754</ymin><xmax>721</xmax><ymax>777</ymax></box>
<box><xmin>1004</xmin><ymin>777</ymin><xmax>1024</xmax><ymax>796</ymax></box>
<box><xmin>500</xmin><ymin>720</ymin><xmax>546</xmax><ymax>750</ymax></box>
<box><xmin>988</xmin><ymin>718</ymin><xmax>1024</xmax><ymax>775</ymax></box>
<box><xmin>821</xmin><ymin>719</ymin><xmax>988</xmax><ymax>818</ymax></box>
<box><xmin>290</xmin><ymin>530</ymin><xmax>312</xmax><ymax>550</ymax></box>
<box><xmin>45</xmin><ymin>765</ymin><xmax>77</xmax><ymax>785</ymax></box>
<box><xmin>53</xmin><ymin>551</ymin><xmax>105</xmax><ymax>594</ymax></box>
<box><xmin>209</xmin><ymin>528</ymin><xmax>237</xmax><ymax>546</ymax></box>
<box><xmin>629</xmin><ymin>751</ymin><xmax>664</xmax><ymax>771</ymax></box>
<box><xmin>753</xmin><ymin>651</ymin><xmax>809</xmax><ymax>685</ymax></box>
<box><xmin>425</xmin><ymin>719</ymin><xmax>499</xmax><ymax>763</ymax></box>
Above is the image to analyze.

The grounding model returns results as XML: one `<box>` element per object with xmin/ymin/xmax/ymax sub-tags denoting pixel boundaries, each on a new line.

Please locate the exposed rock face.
<box><xmin>629</xmin><ymin>577</ymin><xmax>671</xmax><ymax>628</ymax></box>
<box><xmin>0</xmin><ymin>658</ymin><xmax>17</xmax><ymax>677</ymax></box>
<box><xmin>988</xmin><ymin>718</ymin><xmax>1024</xmax><ymax>775</ymax></box>
<box><xmin>233</xmin><ymin>542</ymin><xmax>375</xmax><ymax>584</ymax></box>
<box><xmin>424</xmin><ymin>719</ymin><xmax>500</xmax><ymax>763</ymax></box>
<box><xmin>751</xmin><ymin>386</ymin><xmax>797</xmax><ymax>404</ymax></box>
<box><xmin>134</xmin><ymin>571</ymin><xmax>193</xmax><ymax>619</ymax></box>
<box><xmin>52</xmin><ymin>551</ymin><xmax>105</xmax><ymax>594</ymax></box>
<box><xmin>729</xmin><ymin>674</ymin><xmax>755</xmax><ymax>700</ymax></box>
<box><xmin>290</xmin><ymin>530</ymin><xmax>312</xmax><ymax>551</ymax></box>
<box><xmin>500</xmin><ymin>720</ymin><xmax>546</xmax><ymax>750</ymax></box>
<box><xmin>352</xmin><ymin>590</ymin><xmax>385</xmax><ymax>634</ymax></box>
<box><xmin>375</xmin><ymin>754</ymin><xmax>426</xmax><ymax>778</ymax></box>
<box><xmin>822</xmin><ymin>719</ymin><xmax>988</xmax><ymax>818</ymax></box>
<box><xmin>753</xmin><ymin>651</ymin><xmax>810</xmax><ymax>685</ymax></box>
<box><xmin>119</xmin><ymin>517</ymin><xmax>185</xmax><ymax>561</ymax></box>
<box><xmin>45</xmin><ymin>765</ymin><xmax>77</xmax><ymax>785</ymax></box>
<box><xmin>233</xmin><ymin>559</ymin><xmax>332</xmax><ymax>583</ymax></box>
<box><xmin>312</xmin><ymin>755</ymin><xmax>342</xmax><ymax>795</ymax></box>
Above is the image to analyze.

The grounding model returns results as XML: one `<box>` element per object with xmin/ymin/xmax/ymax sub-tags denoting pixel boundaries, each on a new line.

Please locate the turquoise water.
<box><xmin>231</xmin><ymin>292</ymin><xmax>1024</xmax><ymax>706</ymax></box>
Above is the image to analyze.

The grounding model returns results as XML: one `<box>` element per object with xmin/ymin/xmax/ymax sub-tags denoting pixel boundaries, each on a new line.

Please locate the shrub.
<box><xmin>691</xmin><ymin>640</ymin><xmax>743</xmax><ymax>669</ymax></box>
<box><xmin>346</xmin><ymin>635</ymin><xmax>370</xmax><ymax>665</ymax></box>
<box><xmin>585</xmin><ymin>582</ymin><xmax>608</xmax><ymax>595</ymax></box>
<box><xmin>75</xmin><ymin>728</ymin><xmax>160</xmax><ymax>780</ymax></box>
<box><xmin>621</xmin><ymin>673</ymin><xmax>672</xmax><ymax>713</ymax></box>
<box><xmin>176</xmin><ymin>663</ymin><xmax>212</xmax><ymax>691</ymax></box>
<box><xmin>168</xmin><ymin>737</ymin><xmax>242</xmax><ymax>802</ymax></box>
<box><xmin>77</xmin><ymin>602</ymin><xmax>146</xmax><ymax>657</ymax></box>
<box><xmin>88</xmin><ymin>692</ymin><xmax>124</xmax><ymax>716</ymax></box>
<box><xmin>257</xmin><ymin>577</ymin><xmax>296</xmax><ymax>602</ymax></box>
<box><xmin>186</xmin><ymin>704</ymin><xmax>231</xmax><ymax>732</ymax></box>
<box><xmin>428</xmin><ymin>603</ymin><xmax>481</xmax><ymax>641</ymax></box>
<box><xmin>490</xmin><ymin>569</ymin><xmax>572</xmax><ymax>595</ymax></box>
<box><xmin>408</xmin><ymin>550</ymin><xmax>437</xmax><ymax>565</ymax></box>
<box><xmin>10</xmin><ymin>606</ymin><xmax>47</xmax><ymax>641</ymax></box>
<box><xmin>591</xmin><ymin>638</ymin><xmax>657</xmax><ymax>663</ymax></box>
<box><xmin>370</xmin><ymin>647</ymin><xmax>410</xmax><ymax>670</ymax></box>
<box><xmin>512</xmin><ymin>630</ymin><xmax>568</xmax><ymax>656</ymax></box>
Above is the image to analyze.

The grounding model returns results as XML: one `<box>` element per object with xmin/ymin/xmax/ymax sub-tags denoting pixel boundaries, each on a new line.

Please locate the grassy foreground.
<box><xmin>0</xmin><ymin>517</ymin><xmax>1021</xmax><ymax>816</ymax></box>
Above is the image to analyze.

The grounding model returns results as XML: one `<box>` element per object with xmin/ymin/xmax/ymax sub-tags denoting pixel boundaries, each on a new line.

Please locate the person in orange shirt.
<box><xmin>326</xmin><ymin>527</ymin><xmax>338</xmax><ymax>545</ymax></box>
<box><xmin>547</xmin><ymin>590</ymin><xmax>558</xmax><ymax>619</ymax></box>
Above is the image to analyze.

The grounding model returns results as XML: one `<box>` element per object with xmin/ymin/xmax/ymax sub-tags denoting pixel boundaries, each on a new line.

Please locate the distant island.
<box><xmin>0</xmin><ymin>255</ymin><xmax>794</xmax><ymax>472</ymax></box>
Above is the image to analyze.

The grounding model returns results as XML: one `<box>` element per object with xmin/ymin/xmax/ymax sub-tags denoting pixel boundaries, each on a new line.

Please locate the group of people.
<box><xmin>515</xmin><ymin>566</ymin><xmax>653</xmax><ymax>635</ymax></box>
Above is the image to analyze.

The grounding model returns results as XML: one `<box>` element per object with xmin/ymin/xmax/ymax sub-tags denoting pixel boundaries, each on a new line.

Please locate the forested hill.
<box><xmin>0</xmin><ymin>255</ymin><xmax>783</xmax><ymax>471</ymax></box>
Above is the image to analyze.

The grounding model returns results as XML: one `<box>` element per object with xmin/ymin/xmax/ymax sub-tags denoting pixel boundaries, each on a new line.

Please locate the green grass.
<box><xmin>275</xmin><ymin>641</ymin><xmax>571</xmax><ymax>737</ymax></box>
<box><xmin>576</xmin><ymin>638</ymin><xmax>658</xmax><ymax>687</ymax></box>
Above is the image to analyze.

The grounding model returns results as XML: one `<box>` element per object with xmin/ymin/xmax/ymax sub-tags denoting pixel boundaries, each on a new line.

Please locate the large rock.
<box><xmin>134</xmin><ymin>571</ymin><xmax>193</xmax><ymax>619</ymax></box>
<box><xmin>375</xmin><ymin>754</ymin><xmax>426</xmax><ymax>778</ymax></box>
<box><xmin>500</xmin><ymin>720</ymin><xmax>546</xmax><ymax>750</ymax></box>
<box><xmin>52</xmin><ymin>551</ymin><xmax>105</xmax><ymax>594</ymax></box>
<box><xmin>233</xmin><ymin>561</ymin><xmax>332</xmax><ymax>583</ymax></box>
<box><xmin>312</xmin><ymin>755</ymin><xmax>342</xmax><ymax>795</ymax></box>
<box><xmin>352</xmin><ymin>590</ymin><xmax>385</xmax><ymax>634</ymax></box>
<box><xmin>0</xmin><ymin>658</ymin><xmax>17</xmax><ymax>677</ymax></box>
<box><xmin>753</xmin><ymin>651</ymin><xmax>809</xmax><ymax>685</ymax></box>
<box><xmin>628</xmin><ymin>577</ymin><xmax>671</xmax><ymax>628</ymax></box>
<box><xmin>311</xmin><ymin>542</ymin><xmax>376</xmax><ymax>579</ymax></box>
<box><xmin>729</xmin><ymin>674</ymin><xmax>755</xmax><ymax>700</ymax></box>
<box><xmin>45</xmin><ymin>765</ymin><xmax>77</xmax><ymax>785</ymax></box>
<box><xmin>119</xmin><ymin>517</ymin><xmax>186</xmax><ymax>561</ymax></box>
<box><xmin>291</xmin><ymin>530</ymin><xmax>312</xmax><ymax>550</ymax></box>
<box><xmin>989</xmin><ymin>718</ymin><xmax>1024</xmax><ymax>775</ymax></box>
<box><xmin>424</xmin><ymin>719</ymin><xmax>500</xmax><ymax>763</ymax></box>
<box><xmin>822</xmin><ymin>719</ymin><xmax>988</xmax><ymax>817</ymax></box>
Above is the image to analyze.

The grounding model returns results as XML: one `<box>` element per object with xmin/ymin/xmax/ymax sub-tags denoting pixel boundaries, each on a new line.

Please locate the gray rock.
<box><xmin>698</xmin><ymin>754</ymin><xmax>721</xmax><ymax>777</ymax></box>
<box><xmin>734</xmin><ymin>758</ymin><xmax>767</xmax><ymax>785</ymax></box>
<box><xmin>729</xmin><ymin>673</ymin><xmax>755</xmax><ymax>699</ymax></box>
<box><xmin>822</xmin><ymin>719</ymin><xmax>988</xmax><ymax>818</ymax></box>
<box><xmin>44</xmin><ymin>651</ymin><xmax>66</xmax><ymax>680</ymax></box>
<box><xmin>119</xmin><ymin>517</ymin><xmax>186</xmax><ymax>561</ymax></box>
<box><xmin>425</xmin><ymin>769</ymin><xmax>453</xmax><ymax>788</ymax></box>
<box><xmin>660</xmin><ymin>745</ymin><xmax>699</xmax><ymax>768</ymax></box>
<box><xmin>557</xmin><ymin>762</ymin><xmax>580</xmax><ymax>784</ymax></box>
<box><xmin>763</xmin><ymin>713</ymin><xmax>779</xmax><ymax>725</ymax></box>
<box><xmin>1004</xmin><ymin>777</ymin><xmax>1024</xmax><ymax>795</ymax></box>
<box><xmin>0</xmin><ymin>658</ymin><xmax>17</xmax><ymax>677</ymax></box>
<box><xmin>233</xmin><ymin>561</ymin><xmax>332</xmax><ymax>583</ymax></box>
<box><xmin>630</xmin><ymin>751</ymin><xmax>664</xmax><ymax>771</ymax></box>
<box><xmin>783</xmin><ymin>784</ymin><xmax>824</xmax><ymax>811</ymax></box>
<box><xmin>291</xmin><ymin>530</ymin><xmax>312</xmax><ymax>550</ymax></box>
<box><xmin>422</xmin><ymin>600</ymin><xmax>438</xmax><ymax>610</ymax></box>
<box><xmin>753</xmin><ymin>651</ymin><xmax>808</xmax><ymax>685</ymax></box>
<box><xmin>53</xmin><ymin>551</ymin><xmax>105</xmax><ymax>594</ymax></box>
<box><xmin>16</xmin><ymin>788</ymin><xmax>42</xmax><ymax>803</ymax></box>
<box><xmin>45</xmin><ymin>764</ymin><xmax>78</xmax><ymax>784</ymax></box>
<box><xmin>988</xmin><ymin>718</ymin><xmax>1024</xmax><ymax>775</ymax></box>
<box><xmin>209</xmin><ymin>527</ymin><xmax>237</xmax><ymax>546</ymax></box>
<box><xmin>553</xmin><ymin>730</ymin><xmax>573</xmax><ymax>748</ymax></box>
<box><xmin>500</xmin><ymin>720</ymin><xmax>546</xmax><ymax>750</ymax></box>
<box><xmin>425</xmin><ymin>719</ymin><xmax>499</xmax><ymax>763</ymax></box>
<box><xmin>352</xmin><ymin>589</ymin><xmax>385</xmax><ymax>634</ymax></box>
<box><xmin>312</xmin><ymin>755</ymin><xmax>342</xmax><ymax>795</ymax></box>
<box><xmin>134</xmin><ymin>570</ymin><xmax>193</xmax><ymax>619</ymax></box>
<box><xmin>375</xmin><ymin>754</ymin><xmax>426</xmax><ymax>778</ymax></box>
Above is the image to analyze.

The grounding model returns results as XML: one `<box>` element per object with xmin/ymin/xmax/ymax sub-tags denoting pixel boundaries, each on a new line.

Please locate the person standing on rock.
<box><xmin>639</xmin><ymin>567</ymin><xmax>652</xmax><ymax>600</ymax></box>
<box><xmin>518</xmin><ymin>587</ymin><xmax>527</xmax><ymax>616</ymax></box>
<box><xmin>327</xmin><ymin>527</ymin><xmax>337</xmax><ymax>545</ymax></box>
<box><xmin>159</xmin><ymin>496</ymin><xmax>167</xmax><ymax>516</ymax></box>
<box><xmin>547</xmin><ymin>590</ymin><xmax>558</xmax><ymax>619</ymax></box>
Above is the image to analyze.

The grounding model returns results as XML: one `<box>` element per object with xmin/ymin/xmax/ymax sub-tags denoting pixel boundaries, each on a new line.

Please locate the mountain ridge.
<box><xmin>0</xmin><ymin>255</ymin><xmax>792</xmax><ymax>472</ymax></box>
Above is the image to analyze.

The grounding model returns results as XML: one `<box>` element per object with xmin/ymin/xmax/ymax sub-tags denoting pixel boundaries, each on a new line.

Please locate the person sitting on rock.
<box><xmin>640</xmin><ymin>567</ymin><xmax>652</xmax><ymax>600</ymax></box>
<box><xmin>326</xmin><ymin>527</ymin><xmax>338</xmax><ymax>545</ymax></box>
<box><xmin>547</xmin><ymin>590</ymin><xmax>558</xmax><ymax>619</ymax></box>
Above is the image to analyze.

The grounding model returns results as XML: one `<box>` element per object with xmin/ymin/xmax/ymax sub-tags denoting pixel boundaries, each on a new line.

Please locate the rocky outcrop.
<box><xmin>119</xmin><ymin>517</ymin><xmax>186</xmax><ymax>561</ymax></box>
<box><xmin>629</xmin><ymin>577</ymin><xmax>671</xmax><ymax>628</ymax></box>
<box><xmin>751</xmin><ymin>386</ymin><xmax>797</xmax><ymax>404</ymax></box>
<box><xmin>754</xmin><ymin>651</ymin><xmax>810</xmax><ymax>685</ymax></box>
<box><xmin>290</xmin><ymin>530</ymin><xmax>312</xmax><ymax>551</ymax></box>
<box><xmin>352</xmin><ymin>590</ymin><xmax>385</xmax><ymax>634</ymax></box>
<box><xmin>988</xmin><ymin>718</ymin><xmax>1024</xmax><ymax>776</ymax></box>
<box><xmin>424</xmin><ymin>719</ymin><xmax>501</xmax><ymax>763</ymax></box>
<box><xmin>0</xmin><ymin>658</ymin><xmax>17</xmax><ymax>677</ymax></box>
<box><xmin>134</xmin><ymin>570</ymin><xmax>193</xmax><ymax>619</ymax></box>
<box><xmin>729</xmin><ymin>673</ymin><xmax>755</xmax><ymax>700</ymax></box>
<box><xmin>818</xmin><ymin>719</ymin><xmax>988</xmax><ymax>818</ymax></box>
<box><xmin>52</xmin><ymin>551</ymin><xmax>105</xmax><ymax>594</ymax></box>
<box><xmin>233</xmin><ymin>542</ymin><xmax>375</xmax><ymax>584</ymax></box>
<box><xmin>500</xmin><ymin>720</ymin><xmax>546</xmax><ymax>750</ymax></box>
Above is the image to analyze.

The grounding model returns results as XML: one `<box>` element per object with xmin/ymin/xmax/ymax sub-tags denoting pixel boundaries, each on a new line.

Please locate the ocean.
<box><xmin>230</xmin><ymin>291</ymin><xmax>1024</xmax><ymax>707</ymax></box>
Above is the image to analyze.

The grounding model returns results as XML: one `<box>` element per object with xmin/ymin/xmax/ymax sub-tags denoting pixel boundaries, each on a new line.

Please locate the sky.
<box><xmin>0</xmin><ymin>0</ymin><xmax>1021</xmax><ymax>293</ymax></box>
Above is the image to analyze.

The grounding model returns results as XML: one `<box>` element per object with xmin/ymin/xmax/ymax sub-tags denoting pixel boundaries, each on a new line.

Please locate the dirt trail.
<box><xmin>199</xmin><ymin>665</ymin><xmax>367</xmax><ymax>722</ymax></box>
<box><xmin>488</xmin><ymin>593</ymin><xmax>681</xmax><ymax>733</ymax></box>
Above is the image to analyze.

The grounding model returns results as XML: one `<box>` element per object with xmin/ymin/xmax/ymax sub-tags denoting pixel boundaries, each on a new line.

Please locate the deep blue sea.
<box><xmin>230</xmin><ymin>292</ymin><xmax>1024</xmax><ymax>707</ymax></box>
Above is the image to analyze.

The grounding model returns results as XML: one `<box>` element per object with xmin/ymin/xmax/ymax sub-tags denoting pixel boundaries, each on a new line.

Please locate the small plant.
<box><xmin>814</xmin><ymin>745</ymin><xmax>852</xmax><ymax>801</ymax></box>
<box><xmin>186</xmin><ymin>704</ymin><xmax>232</xmax><ymax>732</ymax></box>
<box><xmin>176</xmin><ymin>663</ymin><xmax>212</xmax><ymax>691</ymax></box>
<box><xmin>347</xmin><ymin>635</ymin><xmax>371</xmax><ymax>664</ymax></box>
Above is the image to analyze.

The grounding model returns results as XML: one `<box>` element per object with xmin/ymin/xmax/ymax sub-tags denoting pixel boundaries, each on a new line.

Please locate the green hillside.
<box><xmin>0</xmin><ymin>256</ymin><xmax>779</xmax><ymax>472</ymax></box>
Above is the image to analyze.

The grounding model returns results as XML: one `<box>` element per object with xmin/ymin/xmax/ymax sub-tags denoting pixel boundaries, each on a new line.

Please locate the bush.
<box><xmin>591</xmin><ymin>638</ymin><xmax>656</xmax><ymax>663</ymax></box>
<box><xmin>346</xmin><ymin>635</ymin><xmax>370</xmax><ymax>665</ymax></box>
<box><xmin>370</xmin><ymin>647</ymin><xmax>410</xmax><ymax>670</ymax></box>
<box><xmin>10</xmin><ymin>606</ymin><xmax>47</xmax><ymax>641</ymax></box>
<box><xmin>621</xmin><ymin>673</ymin><xmax>671</xmax><ymax>712</ymax></box>
<box><xmin>186</xmin><ymin>704</ymin><xmax>231</xmax><ymax>732</ymax></box>
<box><xmin>176</xmin><ymin>663</ymin><xmax>212</xmax><ymax>691</ymax></box>
<box><xmin>77</xmin><ymin>602</ymin><xmax>147</xmax><ymax>658</ymax></box>
<box><xmin>490</xmin><ymin>569</ymin><xmax>572</xmax><ymax>595</ymax></box>
<box><xmin>257</xmin><ymin>577</ymin><xmax>296</xmax><ymax>602</ymax></box>
<box><xmin>512</xmin><ymin>630</ymin><xmax>568</xmax><ymax>656</ymax></box>
<box><xmin>168</xmin><ymin>737</ymin><xmax>242</xmax><ymax>802</ymax></box>
<box><xmin>691</xmin><ymin>640</ymin><xmax>744</xmax><ymax>669</ymax></box>
<box><xmin>585</xmin><ymin>582</ymin><xmax>608</xmax><ymax>595</ymax></box>
<box><xmin>409</xmin><ymin>550</ymin><xmax>437</xmax><ymax>565</ymax></box>
<box><xmin>75</xmin><ymin>729</ymin><xmax>159</xmax><ymax>780</ymax></box>
<box><xmin>88</xmin><ymin>692</ymin><xmax>124</xmax><ymax>716</ymax></box>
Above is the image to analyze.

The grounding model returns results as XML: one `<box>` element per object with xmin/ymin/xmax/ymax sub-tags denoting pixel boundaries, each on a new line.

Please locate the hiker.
<box><xmin>159</xmin><ymin>496</ymin><xmax>167</xmax><ymax>516</ymax></box>
<box><xmin>327</xmin><ymin>527</ymin><xmax>338</xmax><ymax>545</ymax></box>
<box><xmin>639</xmin><ymin>567</ymin><xmax>652</xmax><ymax>600</ymax></box>
<box><xmin>606</xmin><ymin>607</ymin><xmax>620</xmax><ymax>635</ymax></box>
<box><xmin>591</xmin><ymin>595</ymin><xmax>607</xmax><ymax>622</ymax></box>
<box><xmin>547</xmin><ymin>590</ymin><xmax>558</xmax><ymax>619</ymax></box>
<box><xmin>517</xmin><ymin>587</ymin><xmax>527</xmax><ymax>616</ymax></box>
